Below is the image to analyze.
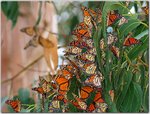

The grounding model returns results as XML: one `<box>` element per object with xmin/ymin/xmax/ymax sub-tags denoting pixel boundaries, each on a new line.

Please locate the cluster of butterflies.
<box><xmin>5</xmin><ymin>3</ymin><xmax>148</xmax><ymax>113</ymax></box>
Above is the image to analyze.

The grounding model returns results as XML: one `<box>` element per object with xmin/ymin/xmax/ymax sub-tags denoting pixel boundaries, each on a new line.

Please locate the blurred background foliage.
<box><xmin>1</xmin><ymin>1</ymin><xmax>149</xmax><ymax>113</ymax></box>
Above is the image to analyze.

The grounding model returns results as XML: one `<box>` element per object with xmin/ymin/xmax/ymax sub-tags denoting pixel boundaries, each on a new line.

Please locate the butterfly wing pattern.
<box><xmin>9</xmin><ymin>3</ymin><xmax>144</xmax><ymax>112</ymax></box>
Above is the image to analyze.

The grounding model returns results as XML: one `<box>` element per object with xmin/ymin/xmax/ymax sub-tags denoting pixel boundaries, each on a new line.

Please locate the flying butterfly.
<box><xmin>38</xmin><ymin>36</ymin><xmax>54</xmax><ymax>48</ymax></box>
<box><xmin>5</xmin><ymin>99</ymin><xmax>21</xmax><ymax>113</ymax></box>
<box><xmin>123</xmin><ymin>37</ymin><xmax>141</xmax><ymax>46</ymax></box>
<box><xmin>32</xmin><ymin>87</ymin><xmax>45</xmax><ymax>95</ymax></box>
<box><xmin>20</xmin><ymin>26</ymin><xmax>37</xmax><ymax>36</ymax></box>
<box><xmin>107</xmin><ymin>10</ymin><xmax>122</xmax><ymax>26</ymax></box>
<box><xmin>110</xmin><ymin>45</ymin><xmax>120</xmax><ymax>59</ymax></box>
<box><xmin>79</xmin><ymin>86</ymin><xmax>94</xmax><ymax>100</ymax></box>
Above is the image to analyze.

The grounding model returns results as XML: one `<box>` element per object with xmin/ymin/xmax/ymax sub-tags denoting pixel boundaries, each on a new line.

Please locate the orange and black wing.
<box><xmin>123</xmin><ymin>37</ymin><xmax>141</xmax><ymax>46</ymax></box>
<box><xmin>5</xmin><ymin>100</ymin><xmax>21</xmax><ymax>112</ymax></box>
<box><xmin>80</xmin><ymin>86</ymin><xmax>93</xmax><ymax>100</ymax></box>
<box><xmin>56</xmin><ymin>76</ymin><xmax>69</xmax><ymax>95</ymax></box>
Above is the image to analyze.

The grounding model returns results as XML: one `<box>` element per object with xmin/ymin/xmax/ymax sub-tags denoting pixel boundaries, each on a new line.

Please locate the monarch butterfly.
<box><xmin>75</xmin><ymin>52</ymin><xmax>95</xmax><ymax>63</ymax></box>
<box><xmin>85</xmin><ymin>74</ymin><xmax>103</xmax><ymax>88</ymax></box>
<box><xmin>69</xmin><ymin>40</ymin><xmax>91</xmax><ymax>49</ymax></box>
<box><xmin>85</xmin><ymin>39</ymin><xmax>94</xmax><ymax>48</ymax></box>
<box><xmin>96</xmin><ymin>102</ymin><xmax>108</xmax><ymax>112</ymax></box>
<box><xmin>107</xmin><ymin>33</ymin><xmax>118</xmax><ymax>45</ymax></box>
<box><xmin>123</xmin><ymin>37</ymin><xmax>141</xmax><ymax>46</ymax></box>
<box><xmin>80</xmin><ymin>86</ymin><xmax>94</xmax><ymax>100</ymax></box>
<box><xmin>83</xmin><ymin>63</ymin><xmax>97</xmax><ymax>75</ymax></box>
<box><xmin>72</xmin><ymin>93</ymin><xmax>87</xmax><ymax>110</ymax></box>
<box><xmin>55</xmin><ymin>76</ymin><xmax>69</xmax><ymax>95</ymax></box>
<box><xmin>64</xmin><ymin>47</ymin><xmax>82</xmax><ymax>55</ymax></box>
<box><xmin>60</xmin><ymin>64</ymin><xmax>76</xmax><ymax>73</ymax></box>
<box><xmin>32</xmin><ymin>87</ymin><xmax>45</xmax><ymax>95</ymax></box>
<box><xmin>118</xmin><ymin>17</ymin><xmax>128</xmax><ymax>26</ymax></box>
<box><xmin>75</xmin><ymin>22</ymin><xmax>89</xmax><ymax>30</ymax></box>
<box><xmin>72</xmin><ymin>29</ymin><xmax>91</xmax><ymax>39</ymax></box>
<box><xmin>81</xmin><ymin>6</ymin><xmax>100</xmax><ymax>29</ymax></box>
<box><xmin>87</xmin><ymin>91</ymin><xmax>105</xmax><ymax>112</ymax></box>
<box><xmin>110</xmin><ymin>46</ymin><xmax>120</xmax><ymax>59</ymax></box>
<box><xmin>142</xmin><ymin>6</ymin><xmax>149</xmax><ymax>15</ymax></box>
<box><xmin>53</xmin><ymin>94</ymin><xmax>68</xmax><ymax>104</ymax></box>
<box><xmin>5</xmin><ymin>99</ymin><xmax>21</xmax><ymax>112</ymax></box>
<box><xmin>20</xmin><ymin>26</ymin><xmax>36</xmax><ymax>36</ymax></box>
<box><xmin>88</xmin><ymin>47</ymin><xmax>97</xmax><ymax>55</ymax></box>
<box><xmin>39</xmin><ymin>76</ymin><xmax>51</xmax><ymax>93</ymax></box>
<box><xmin>100</xmin><ymin>39</ymin><xmax>105</xmax><ymax>50</ymax></box>
<box><xmin>107</xmin><ymin>10</ymin><xmax>122</xmax><ymax>26</ymax></box>
<box><xmin>58</xmin><ymin>69</ymin><xmax>73</xmax><ymax>80</ymax></box>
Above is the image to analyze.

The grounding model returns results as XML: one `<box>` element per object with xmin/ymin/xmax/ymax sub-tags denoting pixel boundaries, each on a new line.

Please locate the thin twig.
<box><xmin>1</xmin><ymin>55</ymin><xmax>44</xmax><ymax>84</ymax></box>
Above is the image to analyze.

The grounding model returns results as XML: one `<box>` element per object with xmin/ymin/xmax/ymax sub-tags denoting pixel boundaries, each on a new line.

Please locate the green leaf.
<box><xmin>116</xmin><ymin>70</ymin><xmax>133</xmax><ymax>109</ymax></box>
<box><xmin>135</xmin><ymin>29</ymin><xmax>148</xmax><ymax>40</ymax></box>
<box><xmin>119</xmin><ymin>19</ymin><xmax>141</xmax><ymax>38</ymax></box>
<box><xmin>131</xmin><ymin>82</ymin><xmax>143</xmax><ymax>112</ymax></box>
<box><xmin>1</xmin><ymin>1</ymin><xmax>19</xmax><ymax>28</ymax></box>
<box><xmin>20</xmin><ymin>108</ymin><xmax>31</xmax><ymax>113</ymax></box>
<box><xmin>128</xmin><ymin>36</ymin><xmax>148</xmax><ymax>60</ymax></box>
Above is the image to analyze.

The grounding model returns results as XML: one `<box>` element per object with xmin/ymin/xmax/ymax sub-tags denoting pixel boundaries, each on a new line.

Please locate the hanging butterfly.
<box><xmin>100</xmin><ymin>38</ymin><xmax>105</xmax><ymax>50</ymax></box>
<box><xmin>55</xmin><ymin>76</ymin><xmax>69</xmax><ymax>95</ymax></box>
<box><xmin>79</xmin><ymin>86</ymin><xmax>94</xmax><ymax>100</ymax></box>
<box><xmin>83</xmin><ymin>63</ymin><xmax>97</xmax><ymax>75</ymax></box>
<box><xmin>109</xmin><ymin>45</ymin><xmax>120</xmax><ymax>59</ymax></box>
<box><xmin>39</xmin><ymin>76</ymin><xmax>51</xmax><ymax>93</ymax></box>
<box><xmin>118</xmin><ymin>17</ymin><xmax>128</xmax><ymax>26</ymax></box>
<box><xmin>60</xmin><ymin>64</ymin><xmax>76</xmax><ymax>73</ymax></box>
<box><xmin>5</xmin><ymin>99</ymin><xmax>21</xmax><ymax>112</ymax></box>
<box><xmin>75</xmin><ymin>52</ymin><xmax>95</xmax><ymax>63</ymax></box>
<box><xmin>81</xmin><ymin>6</ymin><xmax>95</xmax><ymax>30</ymax></box>
<box><xmin>32</xmin><ymin>87</ymin><xmax>46</xmax><ymax>97</ymax></box>
<box><xmin>75</xmin><ymin>22</ymin><xmax>89</xmax><ymax>30</ymax></box>
<box><xmin>142</xmin><ymin>6</ymin><xmax>149</xmax><ymax>15</ymax></box>
<box><xmin>107</xmin><ymin>10</ymin><xmax>122</xmax><ymax>26</ymax></box>
<box><xmin>84</xmin><ymin>73</ymin><xmax>103</xmax><ymax>88</ymax></box>
<box><xmin>84</xmin><ymin>39</ymin><xmax>94</xmax><ymax>48</ymax></box>
<box><xmin>20</xmin><ymin>26</ymin><xmax>37</xmax><ymax>36</ymax></box>
<box><xmin>96</xmin><ymin>102</ymin><xmax>108</xmax><ymax>112</ymax></box>
<box><xmin>123</xmin><ymin>37</ymin><xmax>141</xmax><ymax>46</ymax></box>
<box><xmin>53</xmin><ymin>94</ymin><xmax>68</xmax><ymax>104</ymax></box>
<box><xmin>71</xmin><ymin>93</ymin><xmax>87</xmax><ymax>110</ymax></box>
<box><xmin>69</xmin><ymin>40</ymin><xmax>92</xmax><ymax>49</ymax></box>
<box><xmin>81</xmin><ymin>5</ymin><xmax>99</xmax><ymax>30</ymax></box>
<box><xmin>87</xmin><ymin>91</ymin><xmax>105</xmax><ymax>112</ymax></box>
<box><xmin>72</xmin><ymin>28</ymin><xmax>91</xmax><ymax>39</ymax></box>
<box><xmin>88</xmin><ymin>47</ymin><xmax>97</xmax><ymax>55</ymax></box>
<box><xmin>58</xmin><ymin>69</ymin><xmax>73</xmax><ymax>80</ymax></box>
<box><xmin>64</xmin><ymin>47</ymin><xmax>82</xmax><ymax>56</ymax></box>
<box><xmin>107</xmin><ymin>33</ymin><xmax>118</xmax><ymax>45</ymax></box>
